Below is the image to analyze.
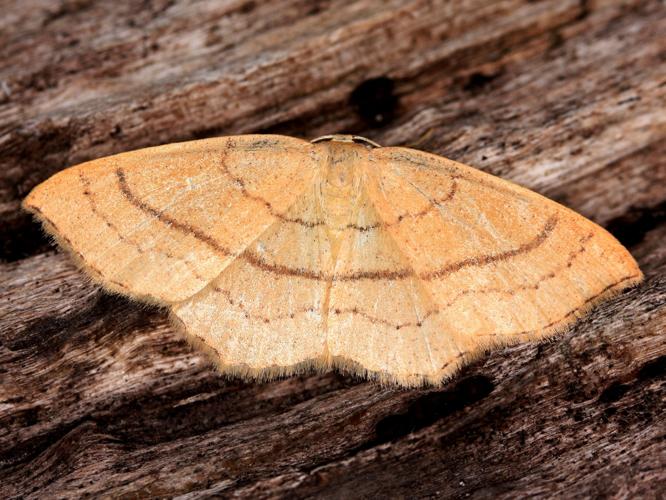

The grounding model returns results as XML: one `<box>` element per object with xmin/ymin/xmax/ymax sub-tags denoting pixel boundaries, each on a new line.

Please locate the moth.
<box><xmin>23</xmin><ymin>134</ymin><xmax>642</xmax><ymax>386</ymax></box>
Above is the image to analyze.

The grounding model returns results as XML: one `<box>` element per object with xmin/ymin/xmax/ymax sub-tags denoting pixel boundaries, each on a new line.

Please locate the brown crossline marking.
<box><xmin>218</xmin><ymin>157</ymin><xmax>459</xmax><ymax>231</ymax></box>
<box><xmin>479</xmin><ymin>274</ymin><xmax>641</xmax><ymax>337</ymax></box>
<box><xmin>29</xmin><ymin>205</ymin><xmax>86</xmax><ymax>264</ymax></box>
<box><xmin>193</xmin><ymin>334</ymin><xmax>221</xmax><ymax>357</ymax></box>
<box><xmin>80</xmin><ymin>172</ymin><xmax>138</xmax><ymax>250</ymax></box>
<box><xmin>241</xmin><ymin>214</ymin><xmax>558</xmax><ymax>282</ymax></box>
<box><xmin>116</xmin><ymin>166</ymin><xmax>557</xmax><ymax>282</ymax></box>
<box><xmin>214</xmin><ymin>285</ymin><xmax>426</xmax><ymax>328</ymax></box>
<box><xmin>116</xmin><ymin>168</ymin><xmax>235</xmax><ymax>256</ymax></box>
<box><xmin>27</xmin><ymin>203</ymin><xmax>134</xmax><ymax>294</ymax></box>
<box><xmin>388</xmin><ymin>151</ymin><xmax>532</xmax><ymax>201</ymax></box>
<box><xmin>332</xmin><ymin>306</ymin><xmax>426</xmax><ymax>330</ymax></box>
<box><xmin>218</xmin><ymin>156</ymin><xmax>323</xmax><ymax>228</ymax></box>
<box><xmin>429</xmin><ymin>231</ymin><xmax>595</xmax><ymax>306</ymax></box>
<box><xmin>80</xmin><ymin>171</ymin><xmax>208</xmax><ymax>283</ymax></box>
<box><xmin>212</xmin><ymin>286</ymin><xmax>318</xmax><ymax>322</ymax></box>
<box><xmin>439</xmin><ymin>352</ymin><xmax>468</xmax><ymax>371</ymax></box>
<box><xmin>212</xmin><ymin>231</ymin><xmax>593</xmax><ymax>329</ymax></box>
<box><xmin>208</xmin><ymin>274</ymin><xmax>638</xmax><ymax>344</ymax></box>
<box><xmin>393</xmin><ymin>178</ymin><xmax>458</xmax><ymax>220</ymax></box>
<box><xmin>425</xmin><ymin>214</ymin><xmax>558</xmax><ymax>280</ymax></box>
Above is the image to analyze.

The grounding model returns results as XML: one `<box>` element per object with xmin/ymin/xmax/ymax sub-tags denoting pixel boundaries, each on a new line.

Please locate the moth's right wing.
<box><xmin>23</xmin><ymin>135</ymin><xmax>319</xmax><ymax>303</ymax></box>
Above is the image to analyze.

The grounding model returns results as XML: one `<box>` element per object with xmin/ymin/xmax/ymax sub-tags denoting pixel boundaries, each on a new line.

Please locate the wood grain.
<box><xmin>1</xmin><ymin>0</ymin><xmax>664</xmax><ymax>497</ymax></box>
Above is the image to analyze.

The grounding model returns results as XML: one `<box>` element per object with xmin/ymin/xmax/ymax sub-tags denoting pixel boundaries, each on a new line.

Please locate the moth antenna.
<box><xmin>311</xmin><ymin>134</ymin><xmax>382</xmax><ymax>148</ymax></box>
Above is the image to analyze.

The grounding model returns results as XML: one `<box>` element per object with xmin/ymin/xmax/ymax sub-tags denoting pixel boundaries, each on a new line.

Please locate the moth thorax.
<box><xmin>321</xmin><ymin>149</ymin><xmax>363</xmax><ymax>231</ymax></box>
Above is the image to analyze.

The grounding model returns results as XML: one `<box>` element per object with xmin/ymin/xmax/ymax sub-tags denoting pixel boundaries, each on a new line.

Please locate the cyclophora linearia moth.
<box><xmin>23</xmin><ymin>134</ymin><xmax>642</xmax><ymax>386</ymax></box>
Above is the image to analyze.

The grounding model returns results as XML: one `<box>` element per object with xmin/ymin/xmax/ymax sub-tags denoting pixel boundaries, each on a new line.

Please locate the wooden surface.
<box><xmin>1</xmin><ymin>0</ymin><xmax>664</xmax><ymax>498</ymax></box>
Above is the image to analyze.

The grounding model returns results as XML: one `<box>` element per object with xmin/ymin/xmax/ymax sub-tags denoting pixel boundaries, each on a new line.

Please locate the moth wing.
<box><xmin>171</xmin><ymin>167</ymin><xmax>334</xmax><ymax>376</ymax></box>
<box><xmin>324</xmin><ymin>183</ymin><xmax>453</xmax><ymax>386</ymax></box>
<box><xmin>23</xmin><ymin>135</ymin><xmax>318</xmax><ymax>302</ymax></box>
<box><xmin>325</xmin><ymin>147</ymin><xmax>642</xmax><ymax>385</ymax></box>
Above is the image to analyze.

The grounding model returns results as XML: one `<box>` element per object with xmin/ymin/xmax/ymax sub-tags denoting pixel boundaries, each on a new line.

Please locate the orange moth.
<box><xmin>23</xmin><ymin>134</ymin><xmax>642</xmax><ymax>386</ymax></box>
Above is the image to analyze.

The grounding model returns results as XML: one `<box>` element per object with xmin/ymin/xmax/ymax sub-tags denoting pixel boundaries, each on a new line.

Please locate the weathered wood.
<box><xmin>1</xmin><ymin>0</ymin><xmax>664</xmax><ymax>498</ymax></box>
